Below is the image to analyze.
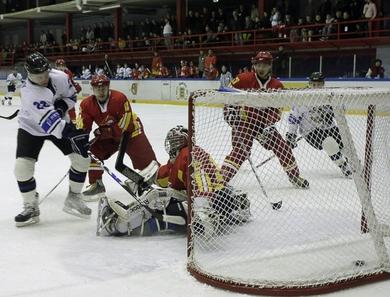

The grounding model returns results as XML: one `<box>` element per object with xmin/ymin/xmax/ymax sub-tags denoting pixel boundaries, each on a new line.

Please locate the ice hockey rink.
<box><xmin>0</xmin><ymin>97</ymin><xmax>389</xmax><ymax>297</ymax></box>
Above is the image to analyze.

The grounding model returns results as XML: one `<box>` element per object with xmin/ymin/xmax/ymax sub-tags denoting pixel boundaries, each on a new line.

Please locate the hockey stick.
<box><xmin>88</xmin><ymin>151</ymin><xmax>185</xmax><ymax>225</ymax></box>
<box><xmin>256</xmin><ymin>135</ymin><xmax>304</xmax><ymax>168</ymax></box>
<box><xmin>0</xmin><ymin>109</ymin><xmax>19</xmax><ymax>120</ymax></box>
<box><xmin>115</xmin><ymin>131</ymin><xmax>151</xmax><ymax>194</ymax></box>
<box><xmin>248</xmin><ymin>156</ymin><xmax>282</xmax><ymax>210</ymax></box>
<box><xmin>39</xmin><ymin>171</ymin><xmax>69</xmax><ymax>205</ymax></box>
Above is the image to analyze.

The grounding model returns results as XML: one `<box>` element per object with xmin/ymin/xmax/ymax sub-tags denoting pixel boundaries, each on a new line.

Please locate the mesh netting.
<box><xmin>187</xmin><ymin>88</ymin><xmax>390</xmax><ymax>294</ymax></box>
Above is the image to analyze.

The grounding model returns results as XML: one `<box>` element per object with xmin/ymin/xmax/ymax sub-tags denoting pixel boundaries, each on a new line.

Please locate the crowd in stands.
<box><xmin>78</xmin><ymin>49</ymin><xmax>225</xmax><ymax>81</ymax></box>
<box><xmin>0</xmin><ymin>0</ymin><xmax>385</xmax><ymax>62</ymax></box>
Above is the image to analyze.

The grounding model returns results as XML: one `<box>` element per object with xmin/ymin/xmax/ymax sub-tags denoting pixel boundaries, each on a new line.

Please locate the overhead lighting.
<box><xmin>98</xmin><ymin>4</ymin><xmax>120</xmax><ymax>11</ymax></box>
<box><xmin>82</xmin><ymin>10</ymin><xmax>93</xmax><ymax>13</ymax></box>
<box><xmin>0</xmin><ymin>15</ymin><xmax>3</xmax><ymax>20</ymax></box>
<box><xmin>37</xmin><ymin>7</ymin><xmax>41</xmax><ymax>13</ymax></box>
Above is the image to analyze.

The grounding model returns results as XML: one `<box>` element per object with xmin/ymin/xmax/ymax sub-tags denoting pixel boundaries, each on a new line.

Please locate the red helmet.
<box><xmin>91</xmin><ymin>74</ymin><xmax>110</xmax><ymax>87</ymax></box>
<box><xmin>251</xmin><ymin>51</ymin><xmax>273</xmax><ymax>64</ymax></box>
<box><xmin>55</xmin><ymin>58</ymin><xmax>66</xmax><ymax>66</ymax></box>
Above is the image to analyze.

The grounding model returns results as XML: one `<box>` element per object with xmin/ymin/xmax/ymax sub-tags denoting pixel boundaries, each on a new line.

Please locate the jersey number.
<box><xmin>33</xmin><ymin>101</ymin><xmax>50</xmax><ymax>110</ymax></box>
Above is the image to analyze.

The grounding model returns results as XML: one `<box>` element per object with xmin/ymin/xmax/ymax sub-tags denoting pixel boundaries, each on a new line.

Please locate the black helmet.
<box><xmin>309</xmin><ymin>72</ymin><xmax>325</xmax><ymax>82</ymax></box>
<box><xmin>25</xmin><ymin>52</ymin><xmax>50</xmax><ymax>74</ymax></box>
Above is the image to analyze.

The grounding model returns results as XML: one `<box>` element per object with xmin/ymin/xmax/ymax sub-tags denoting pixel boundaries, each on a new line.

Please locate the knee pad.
<box><xmin>322</xmin><ymin>136</ymin><xmax>340</xmax><ymax>157</ymax></box>
<box><xmin>14</xmin><ymin>158</ymin><xmax>36</xmax><ymax>181</ymax></box>
<box><xmin>69</xmin><ymin>153</ymin><xmax>90</xmax><ymax>173</ymax></box>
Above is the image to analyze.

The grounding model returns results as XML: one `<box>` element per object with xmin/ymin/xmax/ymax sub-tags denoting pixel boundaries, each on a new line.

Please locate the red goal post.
<box><xmin>187</xmin><ymin>87</ymin><xmax>390</xmax><ymax>296</ymax></box>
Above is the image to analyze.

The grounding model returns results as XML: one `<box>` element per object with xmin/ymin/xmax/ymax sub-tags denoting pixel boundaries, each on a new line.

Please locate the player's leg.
<box><xmin>221</xmin><ymin>127</ymin><xmax>254</xmax><ymax>183</ymax></box>
<box><xmin>14</xmin><ymin>129</ymin><xmax>44</xmax><ymax>227</ymax></box>
<box><xmin>6</xmin><ymin>85</ymin><xmax>15</xmax><ymax>105</ymax></box>
<box><xmin>82</xmin><ymin>140</ymin><xmax>116</xmax><ymax>200</ymax></box>
<box><xmin>51</xmin><ymin>136</ymin><xmax>92</xmax><ymax>217</ymax></box>
<box><xmin>261</xmin><ymin>127</ymin><xmax>309</xmax><ymax>188</ymax></box>
<box><xmin>125</xmin><ymin>121</ymin><xmax>158</xmax><ymax>171</ymax></box>
<box><xmin>322</xmin><ymin>127</ymin><xmax>352</xmax><ymax>177</ymax></box>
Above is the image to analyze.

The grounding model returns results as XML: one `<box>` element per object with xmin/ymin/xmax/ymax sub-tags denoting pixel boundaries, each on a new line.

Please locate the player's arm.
<box><xmin>53</xmin><ymin>76</ymin><xmax>77</xmax><ymax>118</ymax></box>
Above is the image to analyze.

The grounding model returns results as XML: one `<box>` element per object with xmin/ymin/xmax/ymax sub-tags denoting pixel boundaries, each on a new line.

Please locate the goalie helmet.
<box><xmin>25</xmin><ymin>52</ymin><xmax>51</xmax><ymax>74</ymax></box>
<box><xmin>309</xmin><ymin>72</ymin><xmax>325</xmax><ymax>82</ymax></box>
<box><xmin>251</xmin><ymin>51</ymin><xmax>273</xmax><ymax>65</ymax></box>
<box><xmin>165</xmin><ymin>125</ymin><xmax>189</xmax><ymax>159</ymax></box>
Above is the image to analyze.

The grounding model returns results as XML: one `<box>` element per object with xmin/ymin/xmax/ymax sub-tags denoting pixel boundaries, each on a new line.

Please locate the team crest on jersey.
<box><xmin>130</xmin><ymin>83</ymin><xmax>138</xmax><ymax>95</ymax></box>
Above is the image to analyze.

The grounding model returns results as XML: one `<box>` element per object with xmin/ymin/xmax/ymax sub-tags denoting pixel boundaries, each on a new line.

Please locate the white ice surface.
<box><xmin>0</xmin><ymin>100</ymin><xmax>389</xmax><ymax>297</ymax></box>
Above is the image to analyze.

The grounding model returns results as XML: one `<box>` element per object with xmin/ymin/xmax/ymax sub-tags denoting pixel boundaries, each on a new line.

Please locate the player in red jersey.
<box><xmin>221</xmin><ymin>51</ymin><xmax>309</xmax><ymax>189</ymax></box>
<box><xmin>55</xmin><ymin>59</ymin><xmax>81</xmax><ymax>123</ymax></box>
<box><xmin>77</xmin><ymin>74</ymin><xmax>158</xmax><ymax>201</ymax></box>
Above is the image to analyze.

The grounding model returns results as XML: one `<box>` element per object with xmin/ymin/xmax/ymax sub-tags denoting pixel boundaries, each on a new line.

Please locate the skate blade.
<box><xmin>82</xmin><ymin>192</ymin><xmax>106</xmax><ymax>202</ymax></box>
<box><xmin>15</xmin><ymin>217</ymin><xmax>40</xmax><ymax>227</ymax></box>
<box><xmin>63</xmin><ymin>206</ymin><xmax>91</xmax><ymax>219</ymax></box>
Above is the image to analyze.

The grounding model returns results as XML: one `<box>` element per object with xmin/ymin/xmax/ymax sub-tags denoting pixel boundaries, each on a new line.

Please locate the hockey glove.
<box><xmin>63</xmin><ymin>123</ymin><xmax>90</xmax><ymax>158</ymax></box>
<box><xmin>285</xmin><ymin>132</ymin><xmax>297</xmax><ymax>148</ymax></box>
<box><xmin>93</xmin><ymin>126</ymin><xmax>113</xmax><ymax>140</ymax></box>
<box><xmin>54</xmin><ymin>99</ymin><xmax>69</xmax><ymax>118</ymax></box>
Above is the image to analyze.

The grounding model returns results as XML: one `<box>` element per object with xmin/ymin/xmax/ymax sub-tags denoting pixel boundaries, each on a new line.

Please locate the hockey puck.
<box><xmin>354</xmin><ymin>260</ymin><xmax>365</xmax><ymax>267</ymax></box>
<box><xmin>271</xmin><ymin>201</ymin><xmax>282</xmax><ymax>210</ymax></box>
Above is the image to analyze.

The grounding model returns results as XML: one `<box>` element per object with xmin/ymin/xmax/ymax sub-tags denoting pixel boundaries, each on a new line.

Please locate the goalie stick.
<box><xmin>115</xmin><ymin>131</ymin><xmax>152</xmax><ymax>194</ymax></box>
<box><xmin>0</xmin><ymin>109</ymin><xmax>19</xmax><ymax>120</ymax></box>
<box><xmin>88</xmin><ymin>151</ymin><xmax>185</xmax><ymax>226</ymax></box>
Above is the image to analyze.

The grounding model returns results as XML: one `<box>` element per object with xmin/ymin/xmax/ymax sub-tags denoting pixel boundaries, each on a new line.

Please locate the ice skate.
<box><xmin>289</xmin><ymin>176</ymin><xmax>310</xmax><ymax>189</ymax></box>
<box><xmin>15</xmin><ymin>193</ymin><xmax>40</xmax><ymax>227</ymax></box>
<box><xmin>82</xmin><ymin>179</ymin><xmax>106</xmax><ymax>202</ymax></box>
<box><xmin>63</xmin><ymin>190</ymin><xmax>92</xmax><ymax>219</ymax></box>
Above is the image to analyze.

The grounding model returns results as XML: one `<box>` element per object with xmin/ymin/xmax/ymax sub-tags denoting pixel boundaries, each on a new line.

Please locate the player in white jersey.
<box><xmin>3</xmin><ymin>69</ymin><xmax>23</xmax><ymax>105</ymax></box>
<box><xmin>14</xmin><ymin>52</ymin><xmax>92</xmax><ymax>227</ymax></box>
<box><xmin>286</xmin><ymin>72</ymin><xmax>352</xmax><ymax>177</ymax></box>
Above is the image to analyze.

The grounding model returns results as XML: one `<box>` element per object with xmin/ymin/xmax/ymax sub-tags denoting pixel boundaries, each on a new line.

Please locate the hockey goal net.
<box><xmin>187</xmin><ymin>88</ymin><xmax>390</xmax><ymax>296</ymax></box>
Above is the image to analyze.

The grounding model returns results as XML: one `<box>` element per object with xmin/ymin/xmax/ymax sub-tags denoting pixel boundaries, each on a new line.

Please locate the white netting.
<box><xmin>187</xmin><ymin>88</ymin><xmax>390</xmax><ymax>293</ymax></box>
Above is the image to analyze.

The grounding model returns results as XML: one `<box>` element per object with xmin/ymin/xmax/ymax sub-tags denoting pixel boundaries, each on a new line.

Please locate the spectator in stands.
<box><xmin>363</xmin><ymin>0</ymin><xmax>377</xmax><ymax>37</ymax></box>
<box><xmin>366</xmin><ymin>58</ymin><xmax>385</xmax><ymax>78</ymax></box>
<box><xmin>151</xmin><ymin>51</ymin><xmax>162</xmax><ymax>77</ymax></box>
<box><xmin>205</xmin><ymin>64</ymin><xmax>219</xmax><ymax>80</ymax></box>
<box><xmin>123</xmin><ymin>63</ymin><xmax>132</xmax><ymax>79</ymax></box>
<box><xmin>204</xmin><ymin>49</ymin><xmax>217</xmax><ymax>75</ymax></box>
<box><xmin>189</xmin><ymin>61</ymin><xmax>199</xmax><ymax>78</ymax></box>
<box><xmin>321</xmin><ymin>14</ymin><xmax>336</xmax><ymax>40</ymax></box>
<box><xmin>179</xmin><ymin>60</ymin><xmax>190</xmax><ymax>78</ymax></box>
<box><xmin>274</xmin><ymin>46</ymin><xmax>288</xmax><ymax>77</ymax></box>
<box><xmin>198</xmin><ymin>50</ymin><xmax>205</xmax><ymax>78</ymax></box>
<box><xmin>163</xmin><ymin>18</ymin><xmax>173</xmax><ymax>48</ymax></box>
<box><xmin>115</xmin><ymin>64</ymin><xmax>124</xmax><ymax>79</ymax></box>
<box><xmin>219</xmin><ymin>65</ymin><xmax>232</xmax><ymax>88</ymax></box>
<box><xmin>81</xmin><ymin>65</ymin><xmax>92</xmax><ymax>79</ymax></box>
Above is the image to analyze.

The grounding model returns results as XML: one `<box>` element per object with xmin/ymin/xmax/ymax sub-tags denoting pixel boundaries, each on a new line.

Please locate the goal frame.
<box><xmin>186</xmin><ymin>88</ymin><xmax>390</xmax><ymax>296</ymax></box>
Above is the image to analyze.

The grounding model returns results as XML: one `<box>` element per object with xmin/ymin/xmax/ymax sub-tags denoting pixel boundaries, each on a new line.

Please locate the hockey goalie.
<box><xmin>96</xmin><ymin>126</ymin><xmax>250</xmax><ymax>237</ymax></box>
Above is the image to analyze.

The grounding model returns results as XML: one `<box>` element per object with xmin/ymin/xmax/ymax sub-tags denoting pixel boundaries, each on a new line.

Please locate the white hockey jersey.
<box><xmin>19</xmin><ymin>69</ymin><xmax>77</xmax><ymax>139</ymax></box>
<box><xmin>6</xmin><ymin>72</ymin><xmax>23</xmax><ymax>87</ymax></box>
<box><xmin>287</xmin><ymin>105</ymin><xmax>336</xmax><ymax>136</ymax></box>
